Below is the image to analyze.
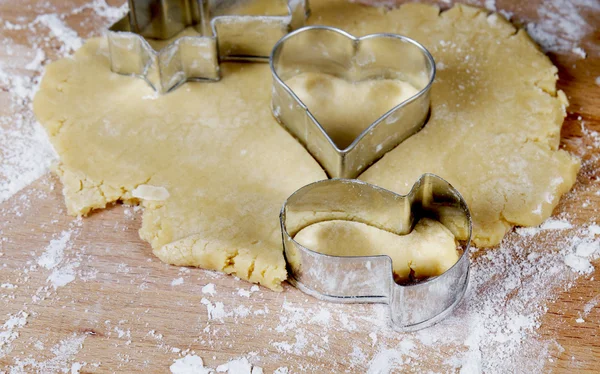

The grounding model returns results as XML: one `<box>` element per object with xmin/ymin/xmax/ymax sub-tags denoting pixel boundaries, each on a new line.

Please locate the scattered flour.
<box><xmin>201</xmin><ymin>298</ymin><xmax>231</xmax><ymax>322</ymax></box>
<box><xmin>9</xmin><ymin>334</ymin><xmax>86</xmax><ymax>373</ymax></box>
<box><xmin>171</xmin><ymin>277</ymin><xmax>184</xmax><ymax>286</ymax></box>
<box><xmin>561</xmin><ymin>224</ymin><xmax>600</xmax><ymax>274</ymax></box>
<box><xmin>35</xmin><ymin>14</ymin><xmax>83</xmax><ymax>53</ymax></box>
<box><xmin>37</xmin><ymin>229</ymin><xmax>73</xmax><ymax>269</ymax></box>
<box><xmin>366</xmin><ymin>343</ymin><xmax>415</xmax><ymax>374</ymax></box>
<box><xmin>0</xmin><ymin>311</ymin><xmax>29</xmax><ymax>358</ymax></box>
<box><xmin>171</xmin><ymin>355</ymin><xmax>263</xmax><ymax>374</ymax></box>
<box><xmin>564</xmin><ymin>254</ymin><xmax>593</xmax><ymax>273</ymax></box>
<box><xmin>1</xmin><ymin>1</ymin><xmax>599</xmax><ymax>373</ymax></box>
<box><xmin>202</xmin><ymin>283</ymin><xmax>217</xmax><ymax>296</ymax></box>
<box><xmin>70</xmin><ymin>361</ymin><xmax>84</xmax><ymax>374</ymax></box>
<box><xmin>483</xmin><ymin>0</ymin><xmax>496</xmax><ymax>11</ymax></box>
<box><xmin>36</xmin><ymin>226</ymin><xmax>82</xmax><ymax>289</ymax></box>
<box><xmin>516</xmin><ymin>218</ymin><xmax>572</xmax><ymax>236</ymax></box>
<box><xmin>170</xmin><ymin>355</ymin><xmax>212</xmax><ymax>374</ymax></box>
<box><xmin>525</xmin><ymin>0</ymin><xmax>600</xmax><ymax>56</ymax></box>
<box><xmin>0</xmin><ymin>0</ymin><xmax>126</xmax><ymax>204</ymax></box>
<box><xmin>47</xmin><ymin>260</ymin><xmax>79</xmax><ymax>289</ymax></box>
<box><xmin>217</xmin><ymin>357</ymin><xmax>263</xmax><ymax>374</ymax></box>
<box><xmin>541</xmin><ymin>219</ymin><xmax>573</xmax><ymax>230</ymax></box>
<box><xmin>237</xmin><ymin>285</ymin><xmax>259</xmax><ymax>298</ymax></box>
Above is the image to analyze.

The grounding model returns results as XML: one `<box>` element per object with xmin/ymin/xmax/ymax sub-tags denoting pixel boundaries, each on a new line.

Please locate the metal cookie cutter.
<box><xmin>270</xmin><ymin>26</ymin><xmax>435</xmax><ymax>179</ymax></box>
<box><xmin>280</xmin><ymin>174</ymin><xmax>471</xmax><ymax>331</ymax></box>
<box><xmin>108</xmin><ymin>0</ymin><xmax>309</xmax><ymax>93</ymax></box>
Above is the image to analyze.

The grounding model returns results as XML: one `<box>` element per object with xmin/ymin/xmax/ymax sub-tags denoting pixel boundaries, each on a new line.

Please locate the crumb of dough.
<box><xmin>132</xmin><ymin>185</ymin><xmax>170</xmax><ymax>201</ymax></box>
<box><xmin>33</xmin><ymin>1</ymin><xmax>579</xmax><ymax>289</ymax></box>
<box><xmin>293</xmin><ymin>218</ymin><xmax>460</xmax><ymax>283</ymax></box>
<box><xmin>285</xmin><ymin>72</ymin><xmax>419</xmax><ymax>149</ymax></box>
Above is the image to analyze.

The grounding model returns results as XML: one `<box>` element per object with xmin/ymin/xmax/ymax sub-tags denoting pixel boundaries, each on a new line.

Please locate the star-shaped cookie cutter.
<box><xmin>280</xmin><ymin>174</ymin><xmax>471</xmax><ymax>331</ymax></box>
<box><xmin>108</xmin><ymin>0</ymin><xmax>309</xmax><ymax>93</ymax></box>
<box><xmin>270</xmin><ymin>25</ymin><xmax>435</xmax><ymax>179</ymax></box>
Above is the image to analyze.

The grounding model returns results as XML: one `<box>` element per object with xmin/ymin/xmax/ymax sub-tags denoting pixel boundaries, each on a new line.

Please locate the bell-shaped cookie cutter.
<box><xmin>270</xmin><ymin>26</ymin><xmax>435</xmax><ymax>179</ymax></box>
<box><xmin>280</xmin><ymin>174</ymin><xmax>471</xmax><ymax>331</ymax></box>
<box><xmin>108</xmin><ymin>0</ymin><xmax>309</xmax><ymax>93</ymax></box>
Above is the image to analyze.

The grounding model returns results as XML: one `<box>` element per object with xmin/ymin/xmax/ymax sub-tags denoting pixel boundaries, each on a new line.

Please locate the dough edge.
<box><xmin>33</xmin><ymin>2</ymin><xmax>581</xmax><ymax>290</ymax></box>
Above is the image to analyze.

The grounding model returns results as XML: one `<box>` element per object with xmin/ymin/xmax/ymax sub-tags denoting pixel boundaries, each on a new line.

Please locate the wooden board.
<box><xmin>1</xmin><ymin>0</ymin><xmax>599</xmax><ymax>372</ymax></box>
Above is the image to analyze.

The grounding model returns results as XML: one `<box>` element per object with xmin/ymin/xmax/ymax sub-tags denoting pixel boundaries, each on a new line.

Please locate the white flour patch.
<box><xmin>232</xmin><ymin>217</ymin><xmax>597</xmax><ymax>372</ymax></box>
<box><xmin>525</xmin><ymin>0</ymin><xmax>600</xmax><ymax>56</ymax></box>
<box><xmin>9</xmin><ymin>333</ymin><xmax>86</xmax><ymax>373</ymax></box>
<box><xmin>0</xmin><ymin>311</ymin><xmax>29</xmax><ymax>358</ymax></box>
<box><xmin>483</xmin><ymin>0</ymin><xmax>496</xmax><ymax>11</ymax></box>
<box><xmin>516</xmin><ymin>218</ymin><xmax>573</xmax><ymax>236</ymax></box>
<box><xmin>38</xmin><ymin>229</ymin><xmax>73</xmax><ymax>269</ymax></box>
<box><xmin>201</xmin><ymin>298</ymin><xmax>231</xmax><ymax>322</ymax></box>
<box><xmin>171</xmin><ymin>277</ymin><xmax>184</xmax><ymax>286</ymax></box>
<box><xmin>0</xmin><ymin>0</ymin><xmax>125</xmax><ymax>204</ymax></box>
<box><xmin>170</xmin><ymin>355</ymin><xmax>212</xmax><ymax>374</ymax></box>
<box><xmin>35</xmin><ymin>14</ymin><xmax>83</xmax><ymax>53</ymax></box>
<box><xmin>36</xmin><ymin>225</ymin><xmax>83</xmax><ymax>289</ymax></box>
<box><xmin>171</xmin><ymin>355</ymin><xmax>264</xmax><ymax>374</ymax></box>
<box><xmin>366</xmin><ymin>342</ymin><xmax>415</xmax><ymax>374</ymax></box>
<box><xmin>236</xmin><ymin>285</ymin><xmax>259</xmax><ymax>298</ymax></box>
<box><xmin>202</xmin><ymin>283</ymin><xmax>216</xmax><ymax>296</ymax></box>
<box><xmin>72</xmin><ymin>0</ymin><xmax>128</xmax><ymax>20</ymax></box>
<box><xmin>217</xmin><ymin>357</ymin><xmax>262</xmax><ymax>373</ymax></box>
<box><xmin>47</xmin><ymin>261</ymin><xmax>79</xmax><ymax>289</ymax></box>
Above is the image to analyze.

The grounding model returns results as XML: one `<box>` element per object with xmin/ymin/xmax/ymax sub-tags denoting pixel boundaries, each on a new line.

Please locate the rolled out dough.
<box><xmin>33</xmin><ymin>1</ymin><xmax>579</xmax><ymax>290</ymax></box>
<box><xmin>285</xmin><ymin>72</ymin><xmax>419</xmax><ymax>149</ymax></box>
<box><xmin>293</xmin><ymin>218</ymin><xmax>460</xmax><ymax>283</ymax></box>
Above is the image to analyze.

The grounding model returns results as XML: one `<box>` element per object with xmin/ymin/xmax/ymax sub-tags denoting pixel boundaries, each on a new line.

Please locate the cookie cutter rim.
<box><xmin>107</xmin><ymin>0</ymin><xmax>310</xmax><ymax>93</ymax></box>
<box><xmin>280</xmin><ymin>174</ymin><xmax>471</xmax><ymax>331</ymax></box>
<box><xmin>270</xmin><ymin>25</ymin><xmax>436</xmax><ymax>179</ymax></box>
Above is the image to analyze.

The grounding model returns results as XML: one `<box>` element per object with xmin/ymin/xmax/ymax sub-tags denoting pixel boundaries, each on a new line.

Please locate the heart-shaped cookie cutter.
<box><xmin>280</xmin><ymin>174</ymin><xmax>471</xmax><ymax>331</ymax></box>
<box><xmin>270</xmin><ymin>26</ymin><xmax>435</xmax><ymax>179</ymax></box>
<box><xmin>108</xmin><ymin>0</ymin><xmax>309</xmax><ymax>93</ymax></box>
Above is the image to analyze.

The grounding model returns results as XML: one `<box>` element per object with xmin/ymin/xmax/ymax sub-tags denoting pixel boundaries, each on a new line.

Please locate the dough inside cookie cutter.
<box><xmin>270</xmin><ymin>25</ymin><xmax>435</xmax><ymax>179</ymax></box>
<box><xmin>280</xmin><ymin>174</ymin><xmax>471</xmax><ymax>331</ymax></box>
<box><xmin>108</xmin><ymin>0</ymin><xmax>309</xmax><ymax>93</ymax></box>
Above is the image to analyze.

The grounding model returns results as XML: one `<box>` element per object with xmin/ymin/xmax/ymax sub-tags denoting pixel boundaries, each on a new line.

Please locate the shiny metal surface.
<box><xmin>280</xmin><ymin>174</ymin><xmax>471</xmax><ymax>331</ymax></box>
<box><xmin>270</xmin><ymin>25</ymin><xmax>435</xmax><ymax>179</ymax></box>
<box><xmin>108</xmin><ymin>0</ymin><xmax>309</xmax><ymax>93</ymax></box>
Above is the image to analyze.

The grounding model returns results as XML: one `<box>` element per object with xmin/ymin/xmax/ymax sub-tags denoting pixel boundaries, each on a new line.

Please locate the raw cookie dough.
<box><xmin>34</xmin><ymin>1</ymin><xmax>579</xmax><ymax>290</ymax></box>
<box><xmin>308</xmin><ymin>1</ymin><xmax>579</xmax><ymax>246</ymax></box>
<box><xmin>34</xmin><ymin>41</ymin><xmax>326</xmax><ymax>291</ymax></box>
<box><xmin>293</xmin><ymin>218</ymin><xmax>459</xmax><ymax>283</ymax></box>
<box><xmin>285</xmin><ymin>72</ymin><xmax>419</xmax><ymax>149</ymax></box>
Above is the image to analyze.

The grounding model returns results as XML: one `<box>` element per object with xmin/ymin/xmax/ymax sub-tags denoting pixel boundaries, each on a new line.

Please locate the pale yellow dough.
<box><xmin>285</xmin><ymin>72</ymin><xmax>419</xmax><ymax>149</ymax></box>
<box><xmin>294</xmin><ymin>218</ymin><xmax>459</xmax><ymax>282</ymax></box>
<box><xmin>33</xmin><ymin>1</ymin><xmax>579</xmax><ymax>290</ymax></box>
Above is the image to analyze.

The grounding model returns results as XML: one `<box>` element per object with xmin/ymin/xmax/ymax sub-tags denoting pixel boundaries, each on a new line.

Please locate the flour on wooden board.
<box><xmin>0</xmin><ymin>0</ymin><xmax>127</xmax><ymax>203</ymax></box>
<box><xmin>525</xmin><ymin>0</ymin><xmax>599</xmax><ymax>57</ymax></box>
<box><xmin>1</xmin><ymin>0</ymin><xmax>600</xmax><ymax>373</ymax></box>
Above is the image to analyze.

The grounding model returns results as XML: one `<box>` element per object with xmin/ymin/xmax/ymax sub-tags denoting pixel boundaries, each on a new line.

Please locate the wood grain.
<box><xmin>0</xmin><ymin>0</ymin><xmax>599</xmax><ymax>372</ymax></box>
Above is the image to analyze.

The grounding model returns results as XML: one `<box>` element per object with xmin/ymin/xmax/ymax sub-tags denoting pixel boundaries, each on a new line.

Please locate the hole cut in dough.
<box><xmin>285</xmin><ymin>72</ymin><xmax>420</xmax><ymax>149</ymax></box>
<box><xmin>293</xmin><ymin>218</ymin><xmax>460</xmax><ymax>284</ymax></box>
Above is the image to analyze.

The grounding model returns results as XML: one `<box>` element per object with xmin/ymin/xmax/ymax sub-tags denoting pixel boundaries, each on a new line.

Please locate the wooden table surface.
<box><xmin>0</xmin><ymin>0</ymin><xmax>599</xmax><ymax>373</ymax></box>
